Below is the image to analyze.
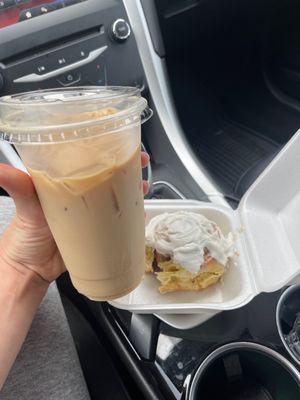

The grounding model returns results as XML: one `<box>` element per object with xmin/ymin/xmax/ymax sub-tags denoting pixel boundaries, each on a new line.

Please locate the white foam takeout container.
<box><xmin>110</xmin><ymin>129</ymin><xmax>300</xmax><ymax>315</ymax></box>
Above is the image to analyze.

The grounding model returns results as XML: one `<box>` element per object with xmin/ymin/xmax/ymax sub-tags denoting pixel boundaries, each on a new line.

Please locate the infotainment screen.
<box><xmin>0</xmin><ymin>0</ymin><xmax>87</xmax><ymax>29</ymax></box>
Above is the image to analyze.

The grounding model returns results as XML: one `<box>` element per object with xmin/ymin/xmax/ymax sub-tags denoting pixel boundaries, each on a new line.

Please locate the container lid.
<box><xmin>0</xmin><ymin>86</ymin><xmax>152</xmax><ymax>143</ymax></box>
<box><xmin>239</xmin><ymin>129</ymin><xmax>300</xmax><ymax>293</ymax></box>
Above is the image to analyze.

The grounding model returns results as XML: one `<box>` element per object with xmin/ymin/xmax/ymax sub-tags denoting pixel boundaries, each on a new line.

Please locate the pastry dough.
<box><xmin>155</xmin><ymin>259</ymin><xmax>225</xmax><ymax>293</ymax></box>
<box><xmin>145</xmin><ymin>211</ymin><xmax>234</xmax><ymax>293</ymax></box>
<box><xmin>145</xmin><ymin>246</ymin><xmax>225</xmax><ymax>293</ymax></box>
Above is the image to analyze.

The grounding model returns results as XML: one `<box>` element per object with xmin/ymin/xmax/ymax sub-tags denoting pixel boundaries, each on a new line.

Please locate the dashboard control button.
<box><xmin>14</xmin><ymin>46</ymin><xmax>107</xmax><ymax>84</ymax></box>
<box><xmin>19</xmin><ymin>4</ymin><xmax>54</xmax><ymax>21</ymax></box>
<box><xmin>19</xmin><ymin>8</ymin><xmax>39</xmax><ymax>21</ymax></box>
<box><xmin>37</xmin><ymin>65</ymin><xmax>46</xmax><ymax>73</ymax></box>
<box><xmin>111</xmin><ymin>19</ymin><xmax>131</xmax><ymax>42</ymax></box>
<box><xmin>40</xmin><ymin>4</ymin><xmax>54</xmax><ymax>14</ymax></box>
<box><xmin>57</xmin><ymin>71</ymin><xmax>81</xmax><ymax>86</ymax></box>
<box><xmin>0</xmin><ymin>0</ymin><xmax>16</xmax><ymax>10</ymax></box>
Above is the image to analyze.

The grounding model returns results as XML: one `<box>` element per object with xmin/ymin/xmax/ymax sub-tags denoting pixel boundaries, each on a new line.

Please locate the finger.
<box><xmin>141</xmin><ymin>152</ymin><xmax>150</xmax><ymax>169</ymax></box>
<box><xmin>143</xmin><ymin>180</ymin><xmax>150</xmax><ymax>195</ymax></box>
<box><xmin>0</xmin><ymin>164</ymin><xmax>45</xmax><ymax>222</ymax></box>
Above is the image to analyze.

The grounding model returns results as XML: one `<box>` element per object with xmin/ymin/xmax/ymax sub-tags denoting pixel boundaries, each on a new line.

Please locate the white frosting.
<box><xmin>146</xmin><ymin>211</ymin><xmax>235</xmax><ymax>274</ymax></box>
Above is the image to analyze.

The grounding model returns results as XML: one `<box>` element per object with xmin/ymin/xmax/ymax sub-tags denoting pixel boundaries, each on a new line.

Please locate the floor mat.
<box><xmin>189</xmin><ymin>121</ymin><xmax>279</xmax><ymax>195</ymax></box>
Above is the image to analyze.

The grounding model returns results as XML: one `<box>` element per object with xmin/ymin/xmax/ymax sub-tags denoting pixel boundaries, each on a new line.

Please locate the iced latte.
<box><xmin>0</xmin><ymin>87</ymin><xmax>152</xmax><ymax>300</ymax></box>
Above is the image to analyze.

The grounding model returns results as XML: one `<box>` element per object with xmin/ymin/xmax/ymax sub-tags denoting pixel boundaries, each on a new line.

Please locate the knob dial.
<box><xmin>111</xmin><ymin>19</ymin><xmax>131</xmax><ymax>42</ymax></box>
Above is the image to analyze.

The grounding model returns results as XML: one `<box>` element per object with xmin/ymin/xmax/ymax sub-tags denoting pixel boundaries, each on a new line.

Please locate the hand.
<box><xmin>0</xmin><ymin>151</ymin><xmax>150</xmax><ymax>283</ymax></box>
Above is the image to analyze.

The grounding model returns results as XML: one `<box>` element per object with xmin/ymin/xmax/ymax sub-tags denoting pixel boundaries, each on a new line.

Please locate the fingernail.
<box><xmin>143</xmin><ymin>180</ymin><xmax>150</xmax><ymax>194</ymax></box>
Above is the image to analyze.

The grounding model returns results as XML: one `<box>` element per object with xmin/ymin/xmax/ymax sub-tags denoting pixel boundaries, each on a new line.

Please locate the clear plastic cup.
<box><xmin>0</xmin><ymin>87</ymin><xmax>152</xmax><ymax>300</ymax></box>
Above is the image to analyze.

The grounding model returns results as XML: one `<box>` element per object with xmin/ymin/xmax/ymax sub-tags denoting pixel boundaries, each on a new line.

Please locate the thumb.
<box><xmin>0</xmin><ymin>164</ymin><xmax>45</xmax><ymax>223</ymax></box>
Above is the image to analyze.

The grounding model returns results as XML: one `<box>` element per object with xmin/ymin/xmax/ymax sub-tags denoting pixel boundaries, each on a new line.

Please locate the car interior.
<box><xmin>1</xmin><ymin>0</ymin><xmax>300</xmax><ymax>399</ymax></box>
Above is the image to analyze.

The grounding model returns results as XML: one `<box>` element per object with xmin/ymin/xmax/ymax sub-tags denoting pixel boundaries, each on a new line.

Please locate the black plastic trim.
<box><xmin>92</xmin><ymin>303</ymin><xmax>177</xmax><ymax>400</ymax></box>
<box><xmin>140</xmin><ymin>0</ymin><xmax>165</xmax><ymax>57</ymax></box>
<box><xmin>0</xmin><ymin>0</ymin><xmax>118</xmax><ymax>60</ymax></box>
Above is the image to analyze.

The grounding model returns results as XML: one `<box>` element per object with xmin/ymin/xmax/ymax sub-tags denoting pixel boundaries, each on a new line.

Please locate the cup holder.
<box><xmin>187</xmin><ymin>342</ymin><xmax>300</xmax><ymax>400</ymax></box>
<box><xmin>276</xmin><ymin>284</ymin><xmax>300</xmax><ymax>365</ymax></box>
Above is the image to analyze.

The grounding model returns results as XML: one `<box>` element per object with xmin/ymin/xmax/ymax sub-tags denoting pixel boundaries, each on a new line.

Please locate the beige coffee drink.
<box><xmin>0</xmin><ymin>87</ymin><xmax>152</xmax><ymax>300</ymax></box>
<box><xmin>27</xmin><ymin>133</ymin><xmax>144</xmax><ymax>300</ymax></box>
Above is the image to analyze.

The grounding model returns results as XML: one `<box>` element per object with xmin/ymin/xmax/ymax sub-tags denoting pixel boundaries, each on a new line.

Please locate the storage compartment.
<box><xmin>187</xmin><ymin>342</ymin><xmax>300</xmax><ymax>400</ymax></box>
<box><xmin>276</xmin><ymin>284</ymin><xmax>300</xmax><ymax>366</ymax></box>
<box><xmin>154</xmin><ymin>0</ymin><xmax>300</xmax><ymax>196</ymax></box>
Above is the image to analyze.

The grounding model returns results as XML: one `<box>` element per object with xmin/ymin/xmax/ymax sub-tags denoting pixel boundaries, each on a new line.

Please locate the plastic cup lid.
<box><xmin>0</xmin><ymin>86</ymin><xmax>152</xmax><ymax>144</ymax></box>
